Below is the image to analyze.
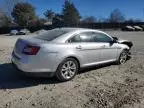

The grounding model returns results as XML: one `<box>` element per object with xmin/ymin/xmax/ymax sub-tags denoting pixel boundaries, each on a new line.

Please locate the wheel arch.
<box><xmin>117</xmin><ymin>48</ymin><xmax>128</xmax><ymax>61</ymax></box>
<box><xmin>65</xmin><ymin>56</ymin><xmax>80</xmax><ymax>70</ymax></box>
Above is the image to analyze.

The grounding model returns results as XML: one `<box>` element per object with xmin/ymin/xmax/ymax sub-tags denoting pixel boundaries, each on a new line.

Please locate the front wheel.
<box><xmin>55</xmin><ymin>58</ymin><xmax>79</xmax><ymax>81</ymax></box>
<box><xmin>117</xmin><ymin>50</ymin><xmax>128</xmax><ymax>64</ymax></box>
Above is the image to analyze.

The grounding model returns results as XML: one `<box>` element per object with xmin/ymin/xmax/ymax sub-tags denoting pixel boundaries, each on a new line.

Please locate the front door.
<box><xmin>92</xmin><ymin>32</ymin><xmax>118</xmax><ymax>62</ymax></box>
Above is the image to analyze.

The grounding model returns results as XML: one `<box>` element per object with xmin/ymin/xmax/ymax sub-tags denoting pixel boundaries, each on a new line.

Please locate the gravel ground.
<box><xmin>0</xmin><ymin>31</ymin><xmax>144</xmax><ymax>108</ymax></box>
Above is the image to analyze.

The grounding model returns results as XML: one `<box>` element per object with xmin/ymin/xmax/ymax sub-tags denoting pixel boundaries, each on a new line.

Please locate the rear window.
<box><xmin>35</xmin><ymin>30</ymin><xmax>67</xmax><ymax>41</ymax></box>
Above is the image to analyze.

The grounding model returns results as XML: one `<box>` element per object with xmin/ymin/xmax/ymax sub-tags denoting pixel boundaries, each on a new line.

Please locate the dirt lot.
<box><xmin>0</xmin><ymin>31</ymin><xmax>144</xmax><ymax>108</ymax></box>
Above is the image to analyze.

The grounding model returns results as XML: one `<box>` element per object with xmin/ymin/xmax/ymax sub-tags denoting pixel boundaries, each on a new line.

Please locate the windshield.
<box><xmin>35</xmin><ymin>30</ymin><xmax>67</xmax><ymax>41</ymax></box>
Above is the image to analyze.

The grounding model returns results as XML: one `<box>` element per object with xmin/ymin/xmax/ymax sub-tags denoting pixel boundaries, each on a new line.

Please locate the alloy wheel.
<box><xmin>61</xmin><ymin>61</ymin><xmax>77</xmax><ymax>79</ymax></box>
<box><xmin>119</xmin><ymin>52</ymin><xmax>127</xmax><ymax>64</ymax></box>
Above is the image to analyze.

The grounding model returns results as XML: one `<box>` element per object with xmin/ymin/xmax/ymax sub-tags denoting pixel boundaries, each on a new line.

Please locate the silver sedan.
<box><xmin>11</xmin><ymin>28</ymin><xmax>133</xmax><ymax>81</ymax></box>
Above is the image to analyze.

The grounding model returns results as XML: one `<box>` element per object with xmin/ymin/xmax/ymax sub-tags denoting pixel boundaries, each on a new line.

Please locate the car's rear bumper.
<box><xmin>11</xmin><ymin>61</ymin><xmax>55</xmax><ymax>77</ymax></box>
<box><xmin>12</xmin><ymin>47</ymin><xmax>59</xmax><ymax>72</ymax></box>
<box><xmin>11</xmin><ymin>51</ymin><xmax>56</xmax><ymax>77</ymax></box>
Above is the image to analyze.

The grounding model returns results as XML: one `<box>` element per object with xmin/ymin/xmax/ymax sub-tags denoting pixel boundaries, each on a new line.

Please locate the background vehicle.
<box><xmin>10</xmin><ymin>30</ymin><xmax>18</xmax><ymax>35</ymax></box>
<box><xmin>140</xmin><ymin>25</ymin><xmax>144</xmax><ymax>31</ymax></box>
<box><xmin>11</xmin><ymin>28</ymin><xmax>133</xmax><ymax>81</ymax></box>
<box><xmin>16</xmin><ymin>29</ymin><xmax>30</xmax><ymax>35</ymax></box>
<box><xmin>122</xmin><ymin>26</ymin><xmax>135</xmax><ymax>31</ymax></box>
<box><xmin>133</xmin><ymin>26</ymin><xmax>143</xmax><ymax>31</ymax></box>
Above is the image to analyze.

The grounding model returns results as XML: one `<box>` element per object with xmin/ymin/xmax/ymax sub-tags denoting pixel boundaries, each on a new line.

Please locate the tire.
<box><xmin>117</xmin><ymin>50</ymin><xmax>128</xmax><ymax>64</ymax></box>
<box><xmin>55</xmin><ymin>58</ymin><xmax>79</xmax><ymax>81</ymax></box>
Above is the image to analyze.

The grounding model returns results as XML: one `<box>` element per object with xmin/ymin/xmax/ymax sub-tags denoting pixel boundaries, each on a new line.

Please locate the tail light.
<box><xmin>22</xmin><ymin>45</ymin><xmax>40</xmax><ymax>55</ymax></box>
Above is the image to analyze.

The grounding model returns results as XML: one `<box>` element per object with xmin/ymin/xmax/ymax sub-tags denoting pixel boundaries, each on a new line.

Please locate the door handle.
<box><xmin>76</xmin><ymin>45</ymin><xmax>82</xmax><ymax>49</ymax></box>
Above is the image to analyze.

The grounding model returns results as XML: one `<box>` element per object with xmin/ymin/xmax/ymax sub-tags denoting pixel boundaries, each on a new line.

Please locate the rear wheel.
<box><xmin>118</xmin><ymin>50</ymin><xmax>128</xmax><ymax>64</ymax></box>
<box><xmin>55</xmin><ymin>58</ymin><xmax>79</xmax><ymax>81</ymax></box>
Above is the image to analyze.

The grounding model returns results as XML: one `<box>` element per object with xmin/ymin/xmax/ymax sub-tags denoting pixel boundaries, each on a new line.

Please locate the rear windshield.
<box><xmin>35</xmin><ymin>30</ymin><xmax>67</xmax><ymax>41</ymax></box>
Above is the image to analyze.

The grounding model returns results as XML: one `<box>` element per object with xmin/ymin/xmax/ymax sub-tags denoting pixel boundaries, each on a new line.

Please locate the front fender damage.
<box><xmin>118</xmin><ymin>40</ymin><xmax>133</xmax><ymax>49</ymax></box>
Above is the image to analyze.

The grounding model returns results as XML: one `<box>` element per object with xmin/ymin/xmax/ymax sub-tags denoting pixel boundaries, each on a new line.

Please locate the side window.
<box><xmin>92</xmin><ymin>32</ymin><xmax>112</xmax><ymax>43</ymax></box>
<box><xmin>68</xmin><ymin>32</ymin><xmax>93</xmax><ymax>43</ymax></box>
<box><xmin>68</xmin><ymin>35</ymin><xmax>81</xmax><ymax>43</ymax></box>
<box><xmin>79</xmin><ymin>32</ymin><xmax>93</xmax><ymax>42</ymax></box>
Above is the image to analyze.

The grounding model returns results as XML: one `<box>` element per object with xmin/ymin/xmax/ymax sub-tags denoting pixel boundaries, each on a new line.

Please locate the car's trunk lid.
<box><xmin>13</xmin><ymin>37</ymin><xmax>48</xmax><ymax>57</ymax></box>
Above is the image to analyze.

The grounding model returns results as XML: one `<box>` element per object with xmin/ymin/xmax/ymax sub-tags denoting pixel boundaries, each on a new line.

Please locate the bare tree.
<box><xmin>125</xmin><ymin>18</ymin><xmax>142</xmax><ymax>23</ymax></box>
<box><xmin>0</xmin><ymin>9</ymin><xmax>11</xmax><ymax>27</ymax></box>
<box><xmin>82</xmin><ymin>16</ymin><xmax>97</xmax><ymax>23</ymax></box>
<box><xmin>3</xmin><ymin>0</ymin><xmax>24</xmax><ymax>17</ymax></box>
<box><xmin>44</xmin><ymin>9</ymin><xmax>55</xmax><ymax>22</ymax></box>
<box><xmin>108</xmin><ymin>9</ymin><xmax>125</xmax><ymax>23</ymax></box>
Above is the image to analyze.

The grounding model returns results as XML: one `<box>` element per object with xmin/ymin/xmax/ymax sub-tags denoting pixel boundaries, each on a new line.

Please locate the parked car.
<box><xmin>35</xmin><ymin>29</ymin><xmax>47</xmax><ymax>34</ymax></box>
<box><xmin>140</xmin><ymin>25</ymin><xmax>144</xmax><ymax>31</ymax></box>
<box><xmin>11</xmin><ymin>28</ymin><xmax>133</xmax><ymax>81</ymax></box>
<box><xmin>133</xmin><ymin>26</ymin><xmax>143</xmax><ymax>31</ymax></box>
<box><xmin>122</xmin><ymin>26</ymin><xmax>135</xmax><ymax>31</ymax></box>
<box><xmin>10</xmin><ymin>30</ymin><xmax>18</xmax><ymax>35</ymax></box>
<box><xmin>16</xmin><ymin>29</ymin><xmax>30</xmax><ymax>35</ymax></box>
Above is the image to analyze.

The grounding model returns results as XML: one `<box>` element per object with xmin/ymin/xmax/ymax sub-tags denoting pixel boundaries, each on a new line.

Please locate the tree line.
<box><xmin>0</xmin><ymin>0</ymin><xmax>142</xmax><ymax>27</ymax></box>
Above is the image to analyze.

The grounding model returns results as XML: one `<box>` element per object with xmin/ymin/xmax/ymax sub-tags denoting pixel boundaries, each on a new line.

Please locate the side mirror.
<box><xmin>109</xmin><ymin>39</ymin><xmax>117</xmax><ymax>45</ymax></box>
<box><xmin>112</xmin><ymin>37</ymin><xmax>118</xmax><ymax>41</ymax></box>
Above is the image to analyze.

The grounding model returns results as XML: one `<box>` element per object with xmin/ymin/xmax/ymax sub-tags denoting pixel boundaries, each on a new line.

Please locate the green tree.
<box><xmin>62</xmin><ymin>0</ymin><xmax>81</xmax><ymax>26</ymax></box>
<box><xmin>11</xmin><ymin>2</ymin><xmax>36</xmax><ymax>26</ymax></box>
<box><xmin>108</xmin><ymin>9</ymin><xmax>125</xmax><ymax>23</ymax></box>
<box><xmin>52</xmin><ymin>14</ymin><xmax>64</xmax><ymax>27</ymax></box>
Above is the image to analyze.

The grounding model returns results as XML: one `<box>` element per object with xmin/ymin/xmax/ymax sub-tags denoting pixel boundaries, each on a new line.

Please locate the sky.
<box><xmin>0</xmin><ymin>0</ymin><xmax>144</xmax><ymax>20</ymax></box>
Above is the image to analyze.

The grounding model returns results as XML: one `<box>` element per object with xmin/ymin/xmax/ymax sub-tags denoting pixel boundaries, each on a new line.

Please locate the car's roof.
<box><xmin>54</xmin><ymin>27</ymin><xmax>84</xmax><ymax>31</ymax></box>
<box><xmin>51</xmin><ymin>27</ymin><xmax>111</xmax><ymax>43</ymax></box>
<box><xmin>53</xmin><ymin>27</ymin><xmax>103</xmax><ymax>33</ymax></box>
